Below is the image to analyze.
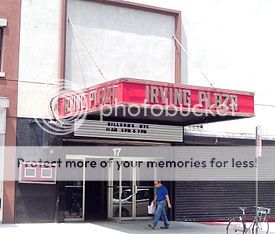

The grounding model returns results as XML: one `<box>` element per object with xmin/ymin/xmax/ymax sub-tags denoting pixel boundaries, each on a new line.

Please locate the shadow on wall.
<box><xmin>181</xmin><ymin>26</ymin><xmax>188</xmax><ymax>84</ymax></box>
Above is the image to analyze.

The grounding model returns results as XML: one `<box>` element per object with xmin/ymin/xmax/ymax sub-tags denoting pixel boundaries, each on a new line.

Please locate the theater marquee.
<box><xmin>57</xmin><ymin>78</ymin><xmax>254</xmax><ymax>124</ymax></box>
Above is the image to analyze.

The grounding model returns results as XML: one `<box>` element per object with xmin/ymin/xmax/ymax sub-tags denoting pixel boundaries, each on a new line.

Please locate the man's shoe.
<box><xmin>148</xmin><ymin>224</ymin><xmax>155</xmax><ymax>230</ymax></box>
<box><xmin>160</xmin><ymin>225</ymin><xmax>169</xmax><ymax>229</ymax></box>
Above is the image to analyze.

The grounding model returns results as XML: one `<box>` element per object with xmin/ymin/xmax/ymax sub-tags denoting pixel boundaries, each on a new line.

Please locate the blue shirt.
<box><xmin>156</xmin><ymin>185</ymin><xmax>168</xmax><ymax>201</ymax></box>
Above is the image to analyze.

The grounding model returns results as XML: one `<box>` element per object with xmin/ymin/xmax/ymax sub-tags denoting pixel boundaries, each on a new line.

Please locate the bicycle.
<box><xmin>226</xmin><ymin>206</ymin><xmax>271</xmax><ymax>234</ymax></box>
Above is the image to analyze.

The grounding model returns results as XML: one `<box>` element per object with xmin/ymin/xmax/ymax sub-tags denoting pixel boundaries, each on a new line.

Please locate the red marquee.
<box><xmin>57</xmin><ymin>78</ymin><xmax>254</xmax><ymax>124</ymax></box>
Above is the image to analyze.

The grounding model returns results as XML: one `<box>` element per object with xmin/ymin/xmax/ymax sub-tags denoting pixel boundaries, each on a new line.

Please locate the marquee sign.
<box><xmin>57</xmin><ymin>78</ymin><xmax>254</xmax><ymax>122</ymax></box>
<box><xmin>74</xmin><ymin>120</ymin><xmax>183</xmax><ymax>142</ymax></box>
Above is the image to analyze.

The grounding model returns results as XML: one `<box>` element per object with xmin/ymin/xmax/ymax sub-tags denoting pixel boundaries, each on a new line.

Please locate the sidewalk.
<box><xmin>1</xmin><ymin>221</ymin><xmax>275</xmax><ymax>234</ymax></box>
<box><xmin>0</xmin><ymin>221</ymin><xmax>224</xmax><ymax>234</ymax></box>
<box><xmin>0</xmin><ymin>223</ymin><xmax>123</xmax><ymax>234</ymax></box>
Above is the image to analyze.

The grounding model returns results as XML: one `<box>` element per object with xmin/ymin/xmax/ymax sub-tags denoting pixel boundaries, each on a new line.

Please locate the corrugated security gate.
<box><xmin>173</xmin><ymin>146</ymin><xmax>275</xmax><ymax>221</ymax></box>
<box><xmin>174</xmin><ymin>181</ymin><xmax>275</xmax><ymax>221</ymax></box>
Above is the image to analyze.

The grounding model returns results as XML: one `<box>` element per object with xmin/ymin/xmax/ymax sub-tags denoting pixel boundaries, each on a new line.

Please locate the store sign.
<box><xmin>61</xmin><ymin>86</ymin><xmax>116</xmax><ymax>116</ymax></box>
<box><xmin>57</xmin><ymin>78</ymin><xmax>254</xmax><ymax>119</ymax></box>
<box><xmin>145</xmin><ymin>86</ymin><xmax>238</xmax><ymax>111</ymax></box>
<box><xmin>74</xmin><ymin>120</ymin><xmax>183</xmax><ymax>142</ymax></box>
<box><xmin>19</xmin><ymin>162</ymin><xmax>57</xmax><ymax>184</ymax></box>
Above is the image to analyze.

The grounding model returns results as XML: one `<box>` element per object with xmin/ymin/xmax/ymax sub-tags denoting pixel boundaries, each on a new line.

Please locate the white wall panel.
<box><xmin>18</xmin><ymin>83</ymin><xmax>59</xmax><ymax>119</ymax></box>
<box><xmin>17</xmin><ymin>0</ymin><xmax>61</xmax><ymax>118</ymax></box>
<box><xmin>66</xmin><ymin>0</ymin><xmax>175</xmax><ymax>89</ymax></box>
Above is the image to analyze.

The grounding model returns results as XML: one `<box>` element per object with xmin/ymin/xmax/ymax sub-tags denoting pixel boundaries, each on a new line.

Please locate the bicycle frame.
<box><xmin>226</xmin><ymin>206</ymin><xmax>271</xmax><ymax>234</ymax></box>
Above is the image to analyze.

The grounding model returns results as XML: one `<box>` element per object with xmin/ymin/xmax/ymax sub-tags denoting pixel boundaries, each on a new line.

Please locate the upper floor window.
<box><xmin>0</xmin><ymin>18</ymin><xmax>7</xmax><ymax>78</ymax></box>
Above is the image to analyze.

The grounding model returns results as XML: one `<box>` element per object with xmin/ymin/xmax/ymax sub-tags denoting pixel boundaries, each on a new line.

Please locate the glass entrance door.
<box><xmin>108</xmin><ymin>159</ymin><xmax>155</xmax><ymax>221</ymax></box>
<box><xmin>134</xmin><ymin>166</ymin><xmax>155</xmax><ymax>219</ymax></box>
<box><xmin>108</xmin><ymin>159</ymin><xmax>135</xmax><ymax>221</ymax></box>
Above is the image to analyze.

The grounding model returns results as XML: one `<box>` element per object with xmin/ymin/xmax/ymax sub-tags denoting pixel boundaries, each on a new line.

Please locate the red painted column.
<box><xmin>0</xmin><ymin>0</ymin><xmax>21</xmax><ymax>223</ymax></box>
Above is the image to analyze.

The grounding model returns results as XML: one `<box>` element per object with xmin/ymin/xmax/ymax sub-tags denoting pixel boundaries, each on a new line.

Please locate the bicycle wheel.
<box><xmin>226</xmin><ymin>218</ymin><xmax>245</xmax><ymax>234</ymax></box>
<box><xmin>252</xmin><ymin>219</ymin><xmax>269</xmax><ymax>234</ymax></box>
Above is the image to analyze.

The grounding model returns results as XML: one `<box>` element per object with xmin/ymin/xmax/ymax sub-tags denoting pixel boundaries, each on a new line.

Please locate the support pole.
<box><xmin>255</xmin><ymin>155</ymin><xmax>259</xmax><ymax>231</ymax></box>
<box><xmin>119</xmin><ymin>160</ymin><xmax>122</xmax><ymax>223</ymax></box>
<box><xmin>255</xmin><ymin>125</ymin><xmax>262</xmax><ymax>233</ymax></box>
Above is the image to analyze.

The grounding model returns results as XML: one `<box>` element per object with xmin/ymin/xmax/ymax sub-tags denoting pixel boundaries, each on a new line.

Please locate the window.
<box><xmin>41</xmin><ymin>168</ymin><xmax>53</xmax><ymax>179</ymax></box>
<box><xmin>24</xmin><ymin>168</ymin><xmax>36</xmax><ymax>178</ymax></box>
<box><xmin>0</xmin><ymin>18</ymin><xmax>7</xmax><ymax>78</ymax></box>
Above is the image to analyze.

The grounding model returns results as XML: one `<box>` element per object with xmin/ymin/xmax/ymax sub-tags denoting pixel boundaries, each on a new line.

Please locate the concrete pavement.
<box><xmin>0</xmin><ymin>221</ymin><xmax>225</xmax><ymax>234</ymax></box>
<box><xmin>91</xmin><ymin>220</ymin><xmax>226</xmax><ymax>233</ymax></box>
<box><xmin>1</xmin><ymin>221</ymin><xmax>275</xmax><ymax>234</ymax></box>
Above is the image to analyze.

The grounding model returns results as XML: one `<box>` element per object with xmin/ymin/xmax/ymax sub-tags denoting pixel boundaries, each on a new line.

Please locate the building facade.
<box><xmin>0</xmin><ymin>0</ymin><xmax>274</xmax><ymax>224</ymax></box>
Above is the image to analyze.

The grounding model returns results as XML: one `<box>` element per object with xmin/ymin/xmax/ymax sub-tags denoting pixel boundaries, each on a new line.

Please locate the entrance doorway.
<box><xmin>64</xmin><ymin>155</ymin><xmax>157</xmax><ymax>222</ymax></box>
<box><xmin>107</xmin><ymin>160</ymin><xmax>156</xmax><ymax>221</ymax></box>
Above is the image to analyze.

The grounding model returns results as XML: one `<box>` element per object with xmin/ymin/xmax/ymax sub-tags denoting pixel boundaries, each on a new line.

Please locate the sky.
<box><xmin>127</xmin><ymin>0</ymin><xmax>275</xmax><ymax>136</ymax></box>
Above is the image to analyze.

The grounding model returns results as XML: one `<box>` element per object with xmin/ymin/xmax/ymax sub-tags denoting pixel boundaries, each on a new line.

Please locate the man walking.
<box><xmin>148</xmin><ymin>180</ymin><xmax>172</xmax><ymax>230</ymax></box>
